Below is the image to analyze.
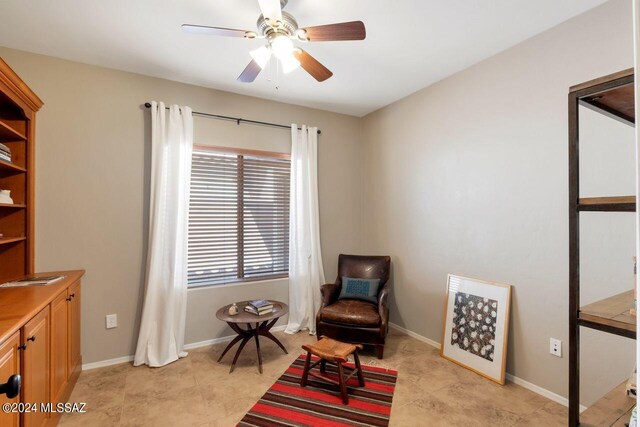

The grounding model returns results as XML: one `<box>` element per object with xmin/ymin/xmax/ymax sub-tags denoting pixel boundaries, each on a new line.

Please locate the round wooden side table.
<box><xmin>216</xmin><ymin>300</ymin><xmax>289</xmax><ymax>374</ymax></box>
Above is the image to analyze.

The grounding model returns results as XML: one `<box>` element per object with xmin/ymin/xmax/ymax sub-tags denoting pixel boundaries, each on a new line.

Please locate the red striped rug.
<box><xmin>238</xmin><ymin>354</ymin><xmax>398</xmax><ymax>427</ymax></box>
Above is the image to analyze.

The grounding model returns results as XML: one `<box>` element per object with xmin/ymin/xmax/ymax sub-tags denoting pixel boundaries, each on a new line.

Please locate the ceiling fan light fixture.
<box><xmin>249</xmin><ymin>45</ymin><xmax>271</xmax><ymax>69</ymax></box>
<box><xmin>270</xmin><ymin>34</ymin><xmax>299</xmax><ymax>73</ymax></box>
<box><xmin>279</xmin><ymin>52</ymin><xmax>300</xmax><ymax>74</ymax></box>
<box><xmin>270</xmin><ymin>34</ymin><xmax>294</xmax><ymax>60</ymax></box>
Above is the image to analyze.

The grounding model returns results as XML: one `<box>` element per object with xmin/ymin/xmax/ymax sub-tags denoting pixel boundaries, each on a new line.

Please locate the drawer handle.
<box><xmin>26</xmin><ymin>336</ymin><xmax>36</xmax><ymax>342</ymax></box>
<box><xmin>70</xmin><ymin>293</ymin><xmax>76</xmax><ymax>298</ymax></box>
<box><xmin>17</xmin><ymin>344</ymin><xmax>27</xmax><ymax>351</ymax></box>
<box><xmin>66</xmin><ymin>297</ymin><xmax>72</xmax><ymax>301</ymax></box>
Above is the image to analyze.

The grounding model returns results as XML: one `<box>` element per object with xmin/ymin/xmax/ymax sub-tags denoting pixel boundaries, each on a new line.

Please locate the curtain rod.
<box><xmin>143</xmin><ymin>103</ymin><xmax>321</xmax><ymax>135</ymax></box>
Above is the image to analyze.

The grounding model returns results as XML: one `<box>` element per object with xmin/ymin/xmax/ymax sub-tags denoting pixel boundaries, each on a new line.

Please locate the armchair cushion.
<box><xmin>320</xmin><ymin>299</ymin><xmax>381</xmax><ymax>327</ymax></box>
<box><xmin>338</xmin><ymin>276</ymin><xmax>381</xmax><ymax>303</ymax></box>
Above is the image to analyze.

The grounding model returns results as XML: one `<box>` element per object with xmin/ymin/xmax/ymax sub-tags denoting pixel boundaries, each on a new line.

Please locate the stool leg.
<box><xmin>320</xmin><ymin>359</ymin><xmax>326</xmax><ymax>373</ymax></box>
<box><xmin>337</xmin><ymin>363</ymin><xmax>348</xmax><ymax>404</ymax></box>
<box><xmin>301</xmin><ymin>352</ymin><xmax>312</xmax><ymax>387</ymax></box>
<box><xmin>354</xmin><ymin>352</ymin><xmax>365</xmax><ymax>387</ymax></box>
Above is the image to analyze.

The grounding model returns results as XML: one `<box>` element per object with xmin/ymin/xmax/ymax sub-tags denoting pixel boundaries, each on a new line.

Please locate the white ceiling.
<box><xmin>0</xmin><ymin>0</ymin><xmax>606</xmax><ymax>116</ymax></box>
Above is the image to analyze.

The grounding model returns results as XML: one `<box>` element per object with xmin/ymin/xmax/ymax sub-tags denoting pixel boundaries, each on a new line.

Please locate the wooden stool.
<box><xmin>300</xmin><ymin>336</ymin><xmax>365</xmax><ymax>404</ymax></box>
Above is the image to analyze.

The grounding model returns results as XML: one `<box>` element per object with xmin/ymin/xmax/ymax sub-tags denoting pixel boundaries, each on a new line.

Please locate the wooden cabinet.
<box><xmin>50</xmin><ymin>293</ymin><xmax>67</xmax><ymax>404</ymax></box>
<box><xmin>21</xmin><ymin>308</ymin><xmax>49</xmax><ymax>427</ymax></box>
<box><xmin>0</xmin><ymin>331</ymin><xmax>20</xmax><ymax>427</ymax></box>
<box><xmin>67</xmin><ymin>282</ymin><xmax>81</xmax><ymax>378</ymax></box>
<box><xmin>0</xmin><ymin>61</ymin><xmax>81</xmax><ymax>427</ymax></box>
<box><xmin>0</xmin><ymin>272</ymin><xmax>83</xmax><ymax>427</ymax></box>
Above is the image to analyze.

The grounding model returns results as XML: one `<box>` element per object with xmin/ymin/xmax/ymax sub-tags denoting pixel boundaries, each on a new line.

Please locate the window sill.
<box><xmin>187</xmin><ymin>276</ymin><xmax>289</xmax><ymax>291</ymax></box>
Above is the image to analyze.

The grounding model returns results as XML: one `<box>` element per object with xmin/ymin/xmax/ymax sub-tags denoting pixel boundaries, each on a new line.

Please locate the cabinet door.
<box><xmin>22</xmin><ymin>308</ymin><xmax>49</xmax><ymax>427</ymax></box>
<box><xmin>50</xmin><ymin>291</ymin><xmax>68</xmax><ymax>403</ymax></box>
<box><xmin>0</xmin><ymin>331</ymin><xmax>20</xmax><ymax>427</ymax></box>
<box><xmin>67</xmin><ymin>281</ymin><xmax>81</xmax><ymax>378</ymax></box>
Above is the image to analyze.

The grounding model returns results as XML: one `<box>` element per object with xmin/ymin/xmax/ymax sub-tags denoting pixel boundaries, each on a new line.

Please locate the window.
<box><xmin>188</xmin><ymin>146</ymin><xmax>290</xmax><ymax>287</ymax></box>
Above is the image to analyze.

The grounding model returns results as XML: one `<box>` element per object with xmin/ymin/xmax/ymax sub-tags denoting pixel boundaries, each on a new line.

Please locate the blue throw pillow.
<box><xmin>338</xmin><ymin>276</ymin><xmax>381</xmax><ymax>303</ymax></box>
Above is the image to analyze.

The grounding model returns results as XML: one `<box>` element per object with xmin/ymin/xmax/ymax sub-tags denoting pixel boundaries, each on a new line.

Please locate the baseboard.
<box><xmin>505</xmin><ymin>373</ymin><xmax>586</xmax><ymax>412</ymax></box>
<box><xmin>82</xmin><ymin>325</ymin><xmax>288</xmax><ymax>370</ymax></box>
<box><xmin>388</xmin><ymin>322</ymin><xmax>587</xmax><ymax>412</ymax></box>
<box><xmin>82</xmin><ymin>355</ymin><xmax>134</xmax><ymax>370</ymax></box>
<box><xmin>389</xmin><ymin>322</ymin><xmax>441</xmax><ymax>348</ymax></box>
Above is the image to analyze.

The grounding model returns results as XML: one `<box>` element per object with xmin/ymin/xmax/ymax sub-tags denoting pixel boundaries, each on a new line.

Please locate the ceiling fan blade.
<box><xmin>257</xmin><ymin>0</ymin><xmax>283</xmax><ymax>24</ymax></box>
<box><xmin>293</xmin><ymin>49</ymin><xmax>333</xmax><ymax>82</ymax></box>
<box><xmin>299</xmin><ymin>21</ymin><xmax>366</xmax><ymax>42</ymax></box>
<box><xmin>182</xmin><ymin>24</ymin><xmax>256</xmax><ymax>39</ymax></box>
<box><xmin>237</xmin><ymin>60</ymin><xmax>262</xmax><ymax>83</ymax></box>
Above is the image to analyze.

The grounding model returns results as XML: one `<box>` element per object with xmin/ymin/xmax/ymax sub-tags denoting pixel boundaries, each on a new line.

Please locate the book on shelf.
<box><xmin>0</xmin><ymin>275</ymin><xmax>65</xmax><ymax>288</ymax></box>
<box><xmin>0</xmin><ymin>153</ymin><xmax>11</xmax><ymax>163</ymax></box>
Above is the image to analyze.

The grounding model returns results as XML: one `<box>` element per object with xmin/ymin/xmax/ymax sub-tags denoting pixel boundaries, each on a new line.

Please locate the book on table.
<box><xmin>245</xmin><ymin>301</ymin><xmax>274</xmax><ymax>315</ymax></box>
<box><xmin>249</xmin><ymin>299</ymin><xmax>273</xmax><ymax>309</ymax></box>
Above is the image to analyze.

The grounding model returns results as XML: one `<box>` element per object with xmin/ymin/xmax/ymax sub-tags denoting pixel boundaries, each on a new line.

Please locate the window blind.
<box><xmin>188</xmin><ymin>148</ymin><xmax>290</xmax><ymax>287</ymax></box>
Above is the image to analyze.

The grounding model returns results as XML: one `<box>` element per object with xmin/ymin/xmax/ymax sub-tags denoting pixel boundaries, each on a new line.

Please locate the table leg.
<box><xmin>250</xmin><ymin>323</ymin><xmax>263</xmax><ymax>374</ymax></box>
<box><xmin>258</xmin><ymin>318</ymin><xmax>288</xmax><ymax>354</ymax></box>
<box><xmin>217</xmin><ymin>334</ymin><xmax>244</xmax><ymax>362</ymax></box>
<box><xmin>229</xmin><ymin>335</ymin><xmax>251</xmax><ymax>373</ymax></box>
<box><xmin>219</xmin><ymin>314</ymin><xmax>288</xmax><ymax>374</ymax></box>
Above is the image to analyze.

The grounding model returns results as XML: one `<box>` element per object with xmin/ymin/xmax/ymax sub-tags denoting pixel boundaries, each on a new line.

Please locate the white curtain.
<box><xmin>134</xmin><ymin>101</ymin><xmax>194</xmax><ymax>367</ymax></box>
<box><xmin>285</xmin><ymin>125</ymin><xmax>326</xmax><ymax>335</ymax></box>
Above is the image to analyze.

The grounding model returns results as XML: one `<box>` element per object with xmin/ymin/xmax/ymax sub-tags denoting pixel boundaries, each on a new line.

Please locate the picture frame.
<box><xmin>440</xmin><ymin>274</ymin><xmax>512</xmax><ymax>384</ymax></box>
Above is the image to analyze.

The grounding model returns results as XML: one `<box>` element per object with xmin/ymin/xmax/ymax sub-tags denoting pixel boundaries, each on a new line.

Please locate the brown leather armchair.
<box><xmin>316</xmin><ymin>254</ymin><xmax>391</xmax><ymax>359</ymax></box>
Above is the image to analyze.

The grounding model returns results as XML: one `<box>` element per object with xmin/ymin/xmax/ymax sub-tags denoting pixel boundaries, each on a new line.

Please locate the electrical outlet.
<box><xmin>550</xmin><ymin>338</ymin><xmax>562</xmax><ymax>357</ymax></box>
<box><xmin>106</xmin><ymin>314</ymin><xmax>118</xmax><ymax>329</ymax></box>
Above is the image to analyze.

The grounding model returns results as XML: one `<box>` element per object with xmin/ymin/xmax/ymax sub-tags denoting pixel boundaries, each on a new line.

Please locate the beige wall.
<box><xmin>361</xmin><ymin>0</ymin><xmax>635</xmax><ymax>406</ymax></box>
<box><xmin>0</xmin><ymin>46</ymin><xmax>364</xmax><ymax>363</ymax></box>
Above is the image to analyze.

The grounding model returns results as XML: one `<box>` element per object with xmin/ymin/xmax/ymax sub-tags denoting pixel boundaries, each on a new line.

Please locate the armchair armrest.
<box><xmin>320</xmin><ymin>283</ymin><xmax>340</xmax><ymax>309</ymax></box>
<box><xmin>378</xmin><ymin>285</ymin><xmax>390</xmax><ymax>335</ymax></box>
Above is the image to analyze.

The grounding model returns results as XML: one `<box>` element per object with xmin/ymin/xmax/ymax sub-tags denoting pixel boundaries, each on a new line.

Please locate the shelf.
<box><xmin>578</xmin><ymin>196</ymin><xmax>635</xmax><ymax>212</ymax></box>
<box><xmin>572</xmin><ymin>68</ymin><xmax>635</xmax><ymax>127</ymax></box>
<box><xmin>578</xmin><ymin>290</ymin><xmax>636</xmax><ymax>339</ymax></box>
<box><xmin>579</xmin><ymin>382</ymin><xmax>635</xmax><ymax>427</ymax></box>
<box><xmin>0</xmin><ymin>120</ymin><xmax>26</xmax><ymax>142</ymax></box>
<box><xmin>580</xmin><ymin>84</ymin><xmax>635</xmax><ymax>126</ymax></box>
<box><xmin>0</xmin><ymin>237</ymin><xmax>26</xmax><ymax>245</ymax></box>
<box><xmin>0</xmin><ymin>158</ymin><xmax>26</xmax><ymax>173</ymax></box>
<box><xmin>0</xmin><ymin>203</ymin><xmax>26</xmax><ymax>209</ymax></box>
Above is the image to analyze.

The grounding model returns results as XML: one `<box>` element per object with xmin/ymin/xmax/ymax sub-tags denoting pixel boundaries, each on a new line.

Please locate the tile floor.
<box><xmin>59</xmin><ymin>328</ymin><xmax>566</xmax><ymax>426</ymax></box>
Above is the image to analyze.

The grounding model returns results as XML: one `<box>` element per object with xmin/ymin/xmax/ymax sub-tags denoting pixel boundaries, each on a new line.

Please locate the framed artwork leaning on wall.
<box><xmin>440</xmin><ymin>274</ymin><xmax>512</xmax><ymax>384</ymax></box>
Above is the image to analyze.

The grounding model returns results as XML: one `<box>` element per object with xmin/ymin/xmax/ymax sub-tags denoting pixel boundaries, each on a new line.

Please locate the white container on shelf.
<box><xmin>0</xmin><ymin>190</ymin><xmax>13</xmax><ymax>204</ymax></box>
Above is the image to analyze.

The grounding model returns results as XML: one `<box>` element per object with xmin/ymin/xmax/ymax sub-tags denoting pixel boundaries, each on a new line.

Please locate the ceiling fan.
<box><xmin>182</xmin><ymin>0</ymin><xmax>366</xmax><ymax>83</ymax></box>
